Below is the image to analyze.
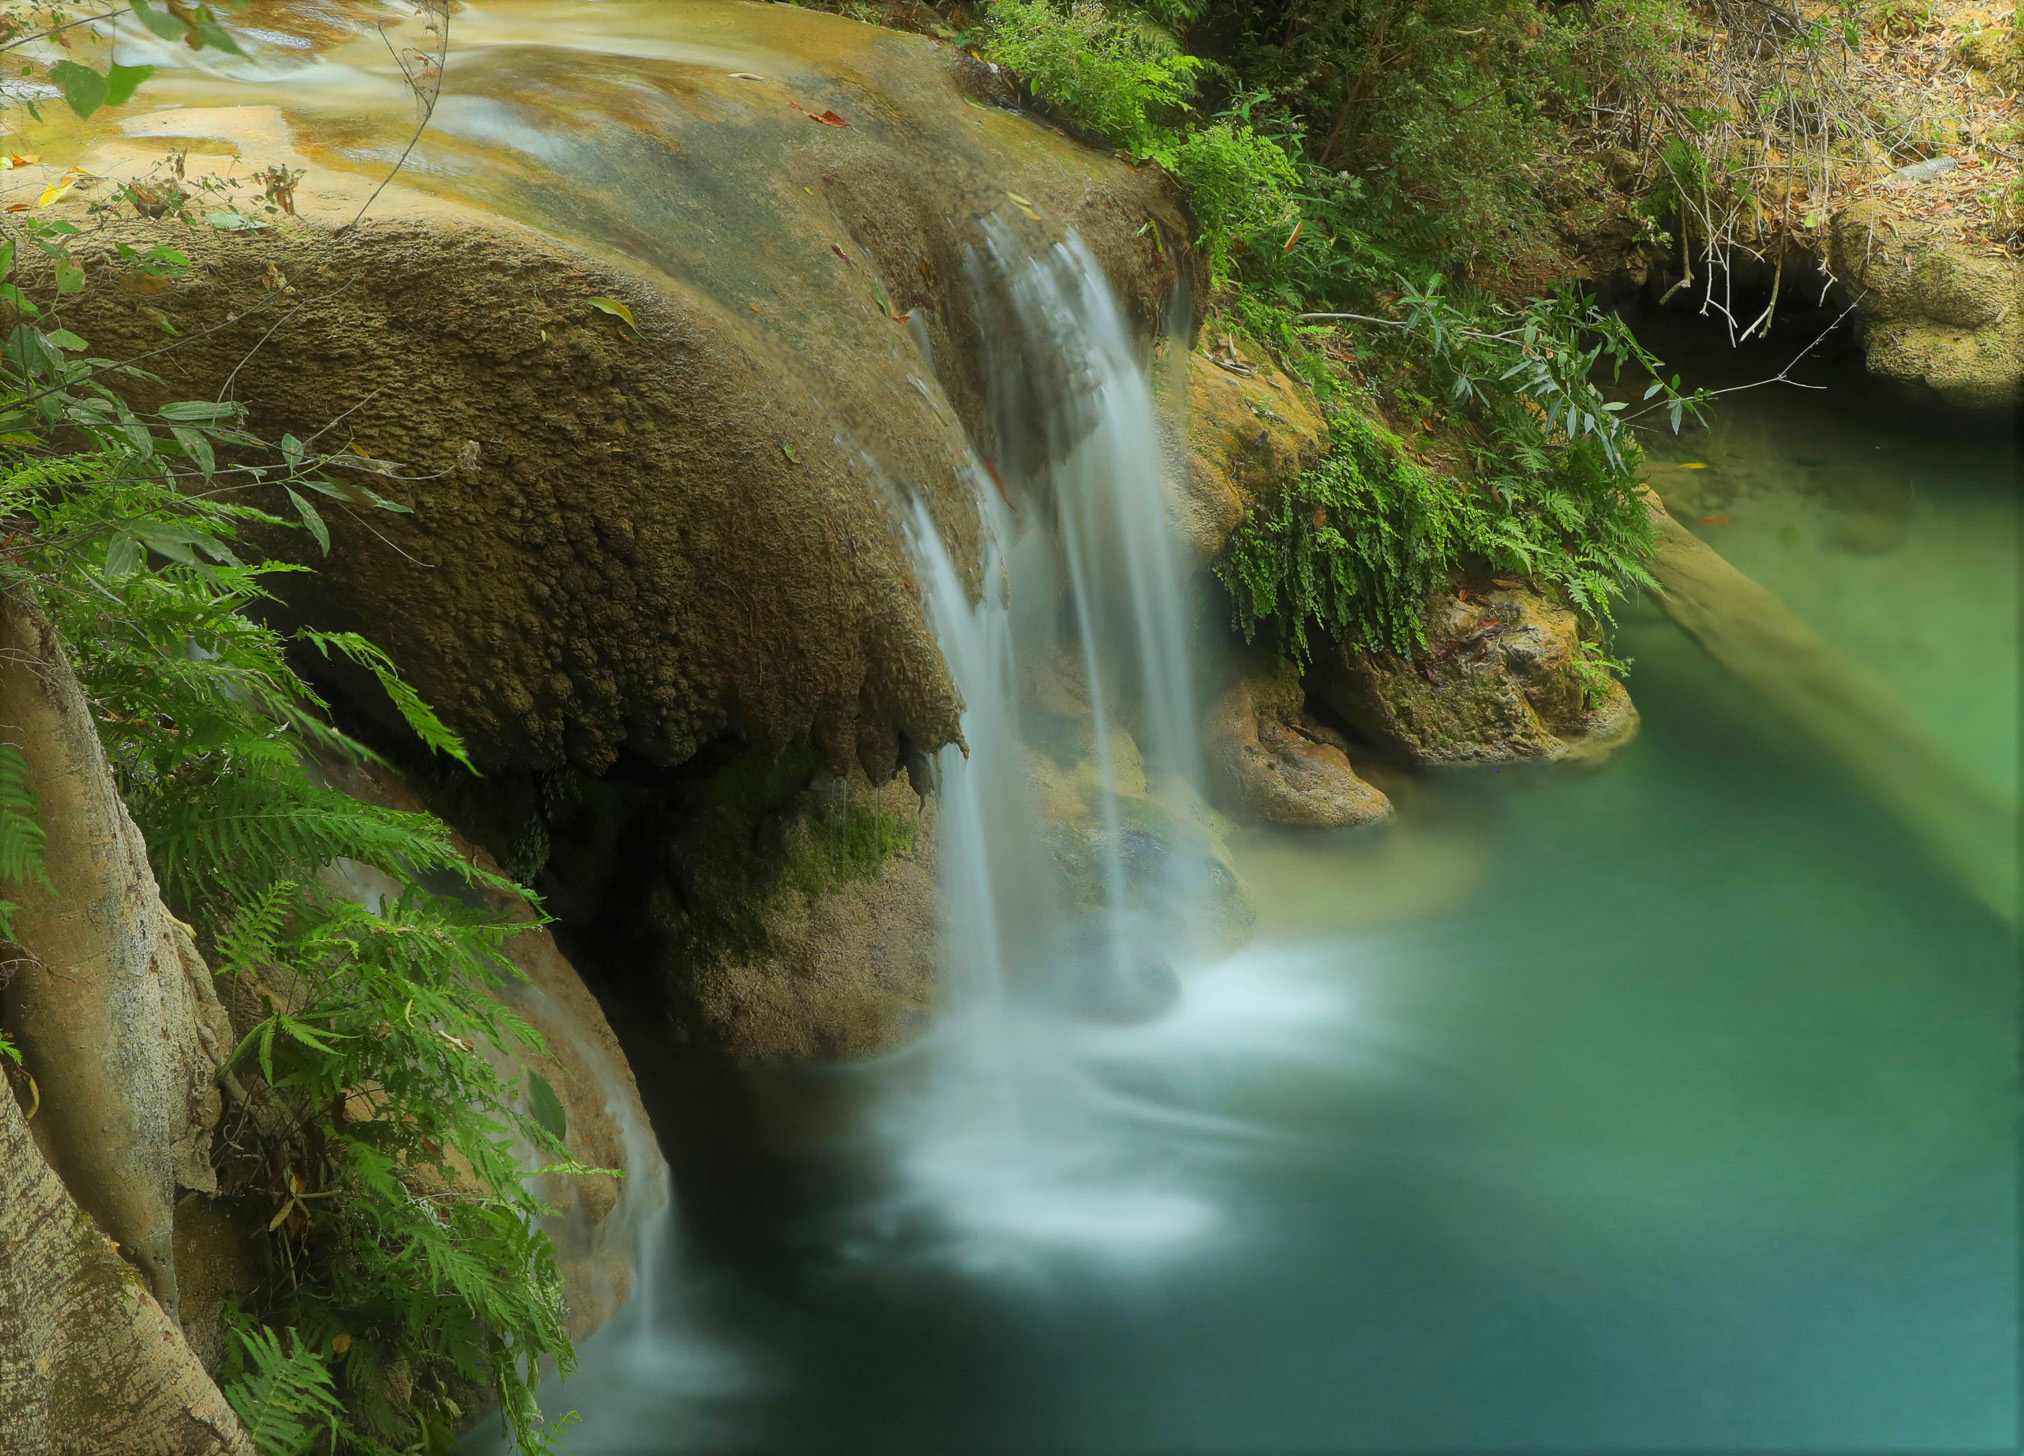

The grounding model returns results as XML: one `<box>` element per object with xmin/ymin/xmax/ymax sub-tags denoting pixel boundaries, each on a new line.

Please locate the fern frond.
<box><xmin>295</xmin><ymin>630</ymin><xmax>475</xmax><ymax>772</ymax></box>
<box><xmin>0</xmin><ymin>742</ymin><xmax>49</xmax><ymax>940</ymax></box>
<box><xmin>223</xmin><ymin>1325</ymin><xmax>342</xmax><ymax>1456</ymax></box>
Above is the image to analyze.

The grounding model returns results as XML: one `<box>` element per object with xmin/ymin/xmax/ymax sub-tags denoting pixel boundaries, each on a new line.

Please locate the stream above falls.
<box><xmin>516</xmin><ymin>315</ymin><xmax>2019</xmax><ymax>1450</ymax></box>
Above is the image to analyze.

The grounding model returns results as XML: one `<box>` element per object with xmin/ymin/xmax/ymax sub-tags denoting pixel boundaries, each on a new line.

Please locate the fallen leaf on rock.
<box><xmin>832</xmin><ymin>243</ymin><xmax>851</xmax><ymax>264</ymax></box>
<box><xmin>811</xmin><ymin>109</ymin><xmax>849</xmax><ymax>127</ymax></box>
<box><xmin>587</xmin><ymin>295</ymin><xmax>637</xmax><ymax>330</ymax></box>
<box><xmin>38</xmin><ymin>169</ymin><xmax>85</xmax><ymax>207</ymax></box>
<box><xmin>1678</xmin><ymin>461</ymin><xmax>1708</xmax><ymax>470</ymax></box>
<box><xmin>728</xmin><ymin>71</ymin><xmax>765</xmax><ymax>80</ymax></box>
<box><xmin>1699</xmin><ymin>513</ymin><xmax>1731</xmax><ymax>526</ymax></box>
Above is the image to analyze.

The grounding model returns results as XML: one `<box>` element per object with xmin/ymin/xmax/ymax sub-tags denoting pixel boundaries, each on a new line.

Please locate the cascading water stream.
<box><xmin>856</xmin><ymin>227</ymin><xmax>1269</xmax><ymax>1266</ymax></box>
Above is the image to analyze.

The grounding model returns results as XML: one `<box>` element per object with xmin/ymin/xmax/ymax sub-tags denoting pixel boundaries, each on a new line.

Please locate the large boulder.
<box><xmin>1314</xmin><ymin>583</ymin><xmax>1639</xmax><ymax>765</ymax></box>
<box><xmin>1202</xmin><ymin>659</ymin><xmax>1391</xmax><ymax>827</ymax></box>
<box><xmin>44</xmin><ymin>1</ymin><xmax>1197</xmax><ymax>1062</ymax></box>
<box><xmin>307</xmin><ymin>759</ymin><xmax>666</xmax><ymax>1341</ymax></box>
<box><xmin>57</xmin><ymin>0</ymin><xmax>1195</xmax><ymax>786</ymax></box>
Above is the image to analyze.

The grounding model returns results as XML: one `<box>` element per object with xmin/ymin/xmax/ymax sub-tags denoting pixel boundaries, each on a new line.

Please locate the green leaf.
<box><xmin>160</xmin><ymin>400</ymin><xmax>242</xmax><ymax>423</ymax></box>
<box><xmin>103</xmin><ymin>63</ymin><xmax>154</xmax><ymax>108</ymax></box>
<box><xmin>285</xmin><ymin>487</ymin><xmax>329</xmax><ymax>553</ymax></box>
<box><xmin>43</xmin><ymin>329</ymin><xmax>87</xmax><ymax>352</ymax></box>
<box><xmin>53</xmin><ymin>260</ymin><xmax>83</xmax><ymax>295</ymax></box>
<box><xmin>294</xmin><ymin>630</ymin><xmax>475</xmax><ymax>771</ymax></box>
<box><xmin>49</xmin><ymin>61</ymin><xmax>107</xmax><ymax>120</ymax></box>
<box><xmin>195</xmin><ymin>18</ymin><xmax>244</xmax><ymax>55</ymax></box>
<box><xmin>527</xmin><ymin>1071</ymin><xmax>567</xmax><ymax>1142</ymax></box>
<box><xmin>171</xmin><ymin>425</ymin><xmax>216</xmax><ymax>478</ymax></box>
<box><xmin>205</xmin><ymin>212</ymin><xmax>269</xmax><ymax>232</ymax></box>
<box><xmin>131</xmin><ymin>0</ymin><xmax>189</xmax><ymax>41</ymax></box>
<box><xmin>104</xmin><ymin>531</ymin><xmax>140</xmax><ymax>577</ymax></box>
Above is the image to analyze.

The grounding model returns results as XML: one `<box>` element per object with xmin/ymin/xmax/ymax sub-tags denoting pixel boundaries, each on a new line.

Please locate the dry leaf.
<box><xmin>38</xmin><ymin>169</ymin><xmax>84</xmax><ymax>208</ymax></box>
<box><xmin>1699</xmin><ymin>513</ymin><xmax>1731</xmax><ymax>527</ymax></box>
<box><xmin>587</xmin><ymin>295</ymin><xmax>637</xmax><ymax>330</ymax></box>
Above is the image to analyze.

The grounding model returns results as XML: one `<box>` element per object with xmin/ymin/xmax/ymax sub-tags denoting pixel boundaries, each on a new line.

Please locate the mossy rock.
<box><xmin>1313</xmin><ymin>583</ymin><xmax>1638</xmax><ymax>766</ymax></box>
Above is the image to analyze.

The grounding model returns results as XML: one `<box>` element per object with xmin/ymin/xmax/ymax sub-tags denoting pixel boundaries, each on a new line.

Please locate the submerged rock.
<box><xmin>1202</xmin><ymin>660</ymin><xmax>1392</xmax><ymax>827</ymax></box>
<box><xmin>1313</xmin><ymin>585</ymin><xmax>1639</xmax><ymax>766</ymax></box>
<box><xmin>1072</xmin><ymin>953</ymin><xmax>1183</xmax><ymax>1025</ymax></box>
<box><xmin>1830</xmin><ymin>511</ymin><xmax>1910</xmax><ymax>556</ymax></box>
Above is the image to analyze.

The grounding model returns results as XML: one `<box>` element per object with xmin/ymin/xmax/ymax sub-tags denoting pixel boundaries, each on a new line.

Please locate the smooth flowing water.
<box><xmin>534</xmin><ymin>299</ymin><xmax>2018</xmax><ymax>1450</ymax></box>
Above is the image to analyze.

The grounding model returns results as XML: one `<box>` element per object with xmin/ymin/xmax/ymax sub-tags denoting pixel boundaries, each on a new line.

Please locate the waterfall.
<box><xmin>862</xmin><ymin>229</ymin><xmax>1239</xmax><ymax>1268</ymax></box>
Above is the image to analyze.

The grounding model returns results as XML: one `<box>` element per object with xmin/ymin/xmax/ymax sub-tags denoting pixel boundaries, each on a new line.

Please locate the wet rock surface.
<box><xmin>60</xmin><ymin>1</ymin><xmax>1195</xmax><ymax>786</ymax></box>
<box><xmin>1314</xmin><ymin>585</ymin><xmax>1639</xmax><ymax>766</ymax></box>
<box><xmin>1202</xmin><ymin>660</ymin><xmax>1392</xmax><ymax>827</ymax></box>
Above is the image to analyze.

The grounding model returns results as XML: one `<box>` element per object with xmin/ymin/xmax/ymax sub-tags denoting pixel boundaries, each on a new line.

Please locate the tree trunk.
<box><xmin>0</xmin><ymin>1074</ymin><xmax>253</xmax><ymax>1454</ymax></box>
<box><xmin>0</xmin><ymin>588</ymin><xmax>235</xmax><ymax>1318</ymax></box>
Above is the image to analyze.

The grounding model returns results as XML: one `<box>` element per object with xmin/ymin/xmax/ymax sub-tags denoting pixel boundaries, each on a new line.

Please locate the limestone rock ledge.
<box><xmin>1831</xmin><ymin>200</ymin><xmax>2024</xmax><ymax>410</ymax></box>
<box><xmin>1314</xmin><ymin>585</ymin><xmax>1639</xmax><ymax>766</ymax></box>
<box><xmin>1166</xmin><ymin>344</ymin><xmax>1330</xmax><ymax>569</ymax></box>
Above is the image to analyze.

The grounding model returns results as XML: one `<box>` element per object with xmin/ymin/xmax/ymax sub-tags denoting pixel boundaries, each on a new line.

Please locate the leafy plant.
<box><xmin>982</xmin><ymin>0</ymin><xmax>1201</xmax><ymax>150</ymax></box>
<box><xmin>1149</xmin><ymin>117</ymin><xmax>1302</xmax><ymax>280</ymax></box>
<box><xmin>0</xmin><ymin>59</ymin><xmax>584</xmax><ymax>1452</ymax></box>
<box><xmin>223</xmin><ymin>1324</ymin><xmax>345</xmax><ymax>1456</ymax></box>
<box><xmin>1217</xmin><ymin>408</ymin><xmax>1480</xmax><ymax>664</ymax></box>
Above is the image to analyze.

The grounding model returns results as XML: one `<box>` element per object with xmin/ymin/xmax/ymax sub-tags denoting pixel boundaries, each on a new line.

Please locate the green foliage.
<box><xmin>0</xmin><ymin>742</ymin><xmax>49</xmax><ymax>942</ymax></box>
<box><xmin>0</xmin><ymin>106</ymin><xmax>583</xmax><ymax>1448</ymax></box>
<box><xmin>983</xmin><ymin>0</ymin><xmax>1201</xmax><ymax>149</ymax></box>
<box><xmin>1148</xmin><ymin>117</ymin><xmax>1301</xmax><ymax>280</ymax></box>
<box><xmin>14</xmin><ymin>506</ymin><xmax>582</xmax><ymax>1454</ymax></box>
<box><xmin>223</xmin><ymin>1325</ymin><xmax>344</xmax><ymax>1456</ymax></box>
<box><xmin>1217</xmin><ymin>410</ymin><xmax>1477</xmax><ymax>663</ymax></box>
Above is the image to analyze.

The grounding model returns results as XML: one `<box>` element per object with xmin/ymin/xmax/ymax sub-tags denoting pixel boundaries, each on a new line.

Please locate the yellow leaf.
<box><xmin>587</xmin><ymin>295</ymin><xmax>637</xmax><ymax>330</ymax></box>
<box><xmin>267</xmin><ymin>1198</ymin><xmax>296</xmax><ymax>1232</ymax></box>
<box><xmin>38</xmin><ymin>169</ymin><xmax>84</xmax><ymax>208</ymax></box>
<box><xmin>1678</xmin><ymin>461</ymin><xmax>1708</xmax><ymax>469</ymax></box>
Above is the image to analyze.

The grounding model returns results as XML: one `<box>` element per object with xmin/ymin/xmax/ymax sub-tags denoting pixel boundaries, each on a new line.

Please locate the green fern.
<box><xmin>224</xmin><ymin>1325</ymin><xmax>343</xmax><ymax>1456</ymax></box>
<box><xmin>0</xmin><ymin>741</ymin><xmax>49</xmax><ymax>941</ymax></box>
<box><xmin>296</xmin><ymin>631</ymin><xmax>475</xmax><ymax>772</ymax></box>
